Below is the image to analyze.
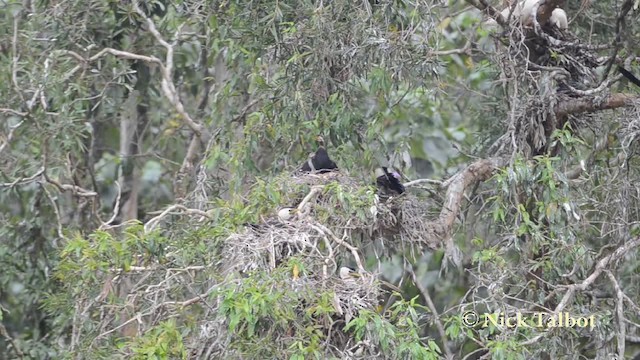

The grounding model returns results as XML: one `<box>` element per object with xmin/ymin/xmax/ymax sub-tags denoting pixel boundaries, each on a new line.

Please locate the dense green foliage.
<box><xmin>1</xmin><ymin>0</ymin><xmax>640</xmax><ymax>359</ymax></box>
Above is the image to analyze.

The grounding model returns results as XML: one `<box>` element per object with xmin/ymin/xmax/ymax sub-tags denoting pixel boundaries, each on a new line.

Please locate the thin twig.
<box><xmin>406</xmin><ymin>264</ymin><xmax>453</xmax><ymax>360</ymax></box>
<box><xmin>40</xmin><ymin>182</ymin><xmax>65</xmax><ymax>242</ymax></box>
<box><xmin>144</xmin><ymin>204</ymin><xmax>212</xmax><ymax>233</ymax></box>
<box><xmin>0</xmin><ymin>322</ymin><xmax>23</xmax><ymax>359</ymax></box>
<box><xmin>99</xmin><ymin>181</ymin><xmax>122</xmax><ymax>230</ymax></box>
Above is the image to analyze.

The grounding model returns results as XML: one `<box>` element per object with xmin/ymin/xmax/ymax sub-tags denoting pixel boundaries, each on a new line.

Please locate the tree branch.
<box><xmin>131</xmin><ymin>2</ymin><xmax>205</xmax><ymax>140</ymax></box>
<box><xmin>556</xmin><ymin>93</ymin><xmax>640</xmax><ymax>117</ymax></box>
<box><xmin>436</xmin><ymin>158</ymin><xmax>505</xmax><ymax>235</ymax></box>
<box><xmin>554</xmin><ymin>237</ymin><xmax>640</xmax><ymax>314</ymax></box>
<box><xmin>406</xmin><ymin>264</ymin><xmax>453</xmax><ymax>360</ymax></box>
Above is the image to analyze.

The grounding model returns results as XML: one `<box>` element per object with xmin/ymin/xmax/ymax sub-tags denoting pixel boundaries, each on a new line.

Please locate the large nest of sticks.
<box><xmin>482</xmin><ymin>2</ymin><xmax>617</xmax><ymax>158</ymax></box>
<box><xmin>190</xmin><ymin>170</ymin><xmax>439</xmax><ymax>358</ymax></box>
<box><xmin>221</xmin><ymin>171</ymin><xmax>437</xmax><ymax>277</ymax></box>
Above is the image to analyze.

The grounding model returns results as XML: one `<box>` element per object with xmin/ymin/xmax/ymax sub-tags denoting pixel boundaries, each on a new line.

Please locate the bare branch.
<box><xmin>131</xmin><ymin>1</ymin><xmax>206</xmax><ymax>140</ymax></box>
<box><xmin>0</xmin><ymin>167</ymin><xmax>45</xmax><ymax>188</ymax></box>
<box><xmin>11</xmin><ymin>12</ymin><xmax>25</xmax><ymax>105</ymax></box>
<box><xmin>0</xmin><ymin>108</ymin><xmax>27</xmax><ymax>116</ymax></box>
<box><xmin>99</xmin><ymin>181</ymin><xmax>122</xmax><ymax>230</ymax></box>
<box><xmin>429</xmin><ymin>43</ymin><xmax>472</xmax><ymax>57</ymax></box>
<box><xmin>606</xmin><ymin>271</ymin><xmax>626</xmax><ymax>358</ymax></box>
<box><xmin>40</xmin><ymin>182</ymin><xmax>66</xmax><ymax>243</ymax></box>
<box><xmin>144</xmin><ymin>204</ymin><xmax>212</xmax><ymax>233</ymax></box>
<box><xmin>557</xmin><ymin>93</ymin><xmax>640</xmax><ymax>116</ymax></box>
<box><xmin>406</xmin><ymin>264</ymin><xmax>453</xmax><ymax>360</ymax></box>
<box><xmin>43</xmin><ymin>173</ymin><xmax>98</xmax><ymax>197</ymax></box>
<box><xmin>0</xmin><ymin>120</ymin><xmax>24</xmax><ymax>155</ymax></box>
<box><xmin>562</xmin><ymin>74</ymin><xmax>622</xmax><ymax>97</ymax></box>
<box><xmin>0</xmin><ymin>322</ymin><xmax>23</xmax><ymax>359</ymax></box>
<box><xmin>297</xmin><ymin>185</ymin><xmax>324</xmax><ymax>218</ymax></box>
<box><xmin>311</xmin><ymin>222</ymin><xmax>365</xmax><ymax>273</ymax></box>
<box><xmin>554</xmin><ymin>237</ymin><xmax>640</xmax><ymax>314</ymax></box>
<box><xmin>465</xmin><ymin>0</ymin><xmax>507</xmax><ymax>26</ymax></box>
<box><xmin>437</xmin><ymin>158</ymin><xmax>505</xmax><ymax>234</ymax></box>
<box><xmin>403</xmin><ymin>178</ymin><xmax>443</xmax><ymax>188</ymax></box>
<box><xmin>60</xmin><ymin>44</ymin><xmax>207</xmax><ymax>145</ymax></box>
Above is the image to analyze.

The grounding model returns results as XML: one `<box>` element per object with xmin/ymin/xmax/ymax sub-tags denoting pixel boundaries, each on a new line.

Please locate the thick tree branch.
<box><xmin>556</xmin><ymin>93</ymin><xmax>640</xmax><ymax>117</ymax></box>
<box><xmin>436</xmin><ymin>158</ymin><xmax>506</xmax><ymax>235</ymax></box>
<box><xmin>465</xmin><ymin>0</ymin><xmax>506</xmax><ymax>26</ymax></box>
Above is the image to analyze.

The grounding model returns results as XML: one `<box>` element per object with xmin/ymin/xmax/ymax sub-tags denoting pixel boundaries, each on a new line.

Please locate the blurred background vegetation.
<box><xmin>1</xmin><ymin>0</ymin><xmax>639</xmax><ymax>359</ymax></box>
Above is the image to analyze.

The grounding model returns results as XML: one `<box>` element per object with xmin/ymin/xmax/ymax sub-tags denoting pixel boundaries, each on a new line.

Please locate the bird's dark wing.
<box><xmin>376</xmin><ymin>175</ymin><xmax>390</xmax><ymax>189</ymax></box>
<box><xmin>314</xmin><ymin>148</ymin><xmax>338</xmax><ymax>170</ymax></box>
<box><xmin>388</xmin><ymin>173</ymin><xmax>405</xmax><ymax>194</ymax></box>
<box><xmin>377</xmin><ymin>167</ymin><xmax>405</xmax><ymax>195</ymax></box>
<box><xmin>618</xmin><ymin>66</ymin><xmax>640</xmax><ymax>88</ymax></box>
<box><xmin>299</xmin><ymin>148</ymin><xmax>338</xmax><ymax>174</ymax></box>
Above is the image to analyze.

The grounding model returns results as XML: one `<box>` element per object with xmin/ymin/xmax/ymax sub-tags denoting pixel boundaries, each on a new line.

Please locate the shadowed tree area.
<box><xmin>1</xmin><ymin>0</ymin><xmax>639</xmax><ymax>359</ymax></box>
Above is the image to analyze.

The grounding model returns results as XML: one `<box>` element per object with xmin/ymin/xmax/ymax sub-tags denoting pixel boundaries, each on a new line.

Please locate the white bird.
<box><xmin>483</xmin><ymin>0</ymin><xmax>569</xmax><ymax>31</ymax></box>
<box><xmin>549</xmin><ymin>8</ymin><xmax>568</xmax><ymax>30</ymax></box>
<box><xmin>278</xmin><ymin>207</ymin><xmax>296</xmax><ymax>221</ymax></box>
<box><xmin>339</xmin><ymin>267</ymin><xmax>361</xmax><ymax>281</ymax></box>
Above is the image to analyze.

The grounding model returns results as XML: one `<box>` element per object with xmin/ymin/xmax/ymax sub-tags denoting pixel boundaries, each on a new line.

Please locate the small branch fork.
<box><xmin>130</xmin><ymin>1</ymin><xmax>212</xmax><ymax>198</ymax></box>
<box><xmin>0</xmin><ymin>145</ymin><xmax>99</xmax><ymax>242</ymax></box>
<box><xmin>37</xmin><ymin>7</ymin><xmax>205</xmax><ymax>141</ymax></box>
<box><xmin>143</xmin><ymin>204</ymin><xmax>212</xmax><ymax>233</ymax></box>
<box><xmin>520</xmin><ymin>237</ymin><xmax>640</xmax><ymax>351</ymax></box>
<box><xmin>553</xmin><ymin>237</ymin><xmax>640</xmax><ymax>313</ymax></box>
<box><xmin>33</xmin><ymin>2</ymin><xmax>213</xmax><ymax>199</ymax></box>
<box><xmin>131</xmin><ymin>2</ymin><xmax>206</xmax><ymax>141</ymax></box>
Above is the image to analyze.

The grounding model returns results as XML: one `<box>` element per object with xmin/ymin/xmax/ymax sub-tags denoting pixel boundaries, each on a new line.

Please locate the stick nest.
<box><xmin>221</xmin><ymin>171</ymin><xmax>437</xmax><ymax>277</ymax></box>
<box><xmin>193</xmin><ymin>171</ymin><xmax>438</xmax><ymax>358</ymax></box>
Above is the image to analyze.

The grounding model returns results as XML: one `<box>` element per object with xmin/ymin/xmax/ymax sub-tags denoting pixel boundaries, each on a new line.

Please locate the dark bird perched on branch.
<box><xmin>300</xmin><ymin>136</ymin><xmax>338</xmax><ymax>173</ymax></box>
<box><xmin>375</xmin><ymin>167</ymin><xmax>405</xmax><ymax>196</ymax></box>
<box><xmin>618</xmin><ymin>66</ymin><xmax>640</xmax><ymax>88</ymax></box>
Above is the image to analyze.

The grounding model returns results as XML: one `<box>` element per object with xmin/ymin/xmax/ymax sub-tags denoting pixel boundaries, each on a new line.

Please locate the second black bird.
<box><xmin>300</xmin><ymin>135</ymin><xmax>338</xmax><ymax>173</ymax></box>
<box><xmin>618</xmin><ymin>66</ymin><xmax>640</xmax><ymax>88</ymax></box>
<box><xmin>375</xmin><ymin>167</ymin><xmax>405</xmax><ymax>195</ymax></box>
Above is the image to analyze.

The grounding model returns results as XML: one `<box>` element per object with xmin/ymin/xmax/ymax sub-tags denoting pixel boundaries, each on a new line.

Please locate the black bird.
<box><xmin>618</xmin><ymin>66</ymin><xmax>640</xmax><ymax>88</ymax></box>
<box><xmin>300</xmin><ymin>136</ymin><xmax>338</xmax><ymax>173</ymax></box>
<box><xmin>375</xmin><ymin>167</ymin><xmax>405</xmax><ymax>196</ymax></box>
